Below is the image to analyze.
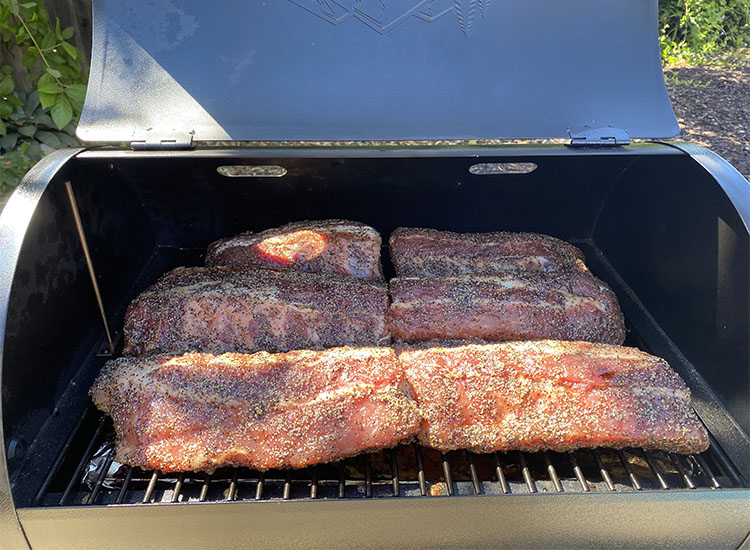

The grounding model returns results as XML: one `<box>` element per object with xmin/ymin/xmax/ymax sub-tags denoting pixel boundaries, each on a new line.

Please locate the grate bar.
<box><xmin>142</xmin><ymin>472</ymin><xmax>159</xmax><ymax>503</ymax></box>
<box><xmin>337</xmin><ymin>464</ymin><xmax>346</xmax><ymax>498</ymax></box>
<box><xmin>616</xmin><ymin>450</ymin><xmax>642</xmax><ymax>491</ymax></box>
<box><xmin>59</xmin><ymin>416</ymin><xmax>108</xmax><ymax>506</ymax></box>
<box><xmin>441</xmin><ymin>453</ymin><xmax>454</xmax><ymax>496</ymax></box>
<box><xmin>593</xmin><ymin>451</ymin><xmax>616</xmax><ymax>491</ymax></box>
<box><xmin>414</xmin><ymin>444</ymin><xmax>427</xmax><ymax>496</ymax></box>
<box><xmin>495</xmin><ymin>453</ymin><xmax>510</xmax><ymax>494</ymax></box>
<box><xmin>310</xmin><ymin>467</ymin><xmax>319</xmax><ymax>499</ymax></box>
<box><xmin>518</xmin><ymin>452</ymin><xmax>536</xmax><ymax>493</ymax></box>
<box><xmin>87</xmin><ymin>448</ymin><xmax>116</xmax><ymax>505</ymax></box>
<box><xmin>255</xmin><ymin>472</ymin><xmax>265</xmax><ymax>501</ymax></box>
<box><xmin>172</xmin><ymin>472</ymin><xmax>185</xmax><ymax>503</ymax></box>
<box><xmin>467</xmin><ymin>452</ymin><xmax>481</xmax><ymax>495</ymax></box>
<box><xmin>282</xmin><ymin>471</ymin><xmax>292</xmax><ymax>500</ymax></box>
<box><xmin>391</xmin><ymin>450</ymin><xmax>400</xmax><ymax>497</ymax></box>
<box><xmin>669</xmin><ymin>453</ymin><xmax>696</xmax><ymax>489</ymax></box>
<box><xmin>569</xmin><ymin>453</ymin><xmax>589</xmax><ymax>492</ymax></box>
<box><xmin>199</xmin><ymin>474</ymin><xmax>212</xmax><ymax>502</ymax></box>
<box><xmin>365</xmin><ymin>455</ymin><xmax>373</xmax><ymax>498</ymax></box>
<box><xmin>116</xmin><ymin>467</ymin><xmax>134</xmax><ymax>504</ymax></box>
<box><xmin>227</xmin><ymin>471</ymin><xmax>238</xmax><ymax>501</ymax></box>
<box><xmin>544</xmin><ymin>453</ymin><xmax>563</xmax><ymax>493</ymax></box>
<box><xmin>693</xmin><ymin>454</ymin><xmax>721</xmax><ymax>489</ymax></box>
<box><xmin>643</xmin><ymin>451</ymin><xmax>670</xmax><ymax>489</ymax></box>
<box><xmin>33</xmin><ymin>407</ymin><xmax>90</xmax><ymax>506</ymax></box>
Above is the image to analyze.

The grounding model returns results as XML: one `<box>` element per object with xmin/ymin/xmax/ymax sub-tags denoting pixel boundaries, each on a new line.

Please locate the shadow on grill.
<box><xmin>33</xmin><ymin>406</ymin><xmax>745</xmax><ymax>507</ymax></box>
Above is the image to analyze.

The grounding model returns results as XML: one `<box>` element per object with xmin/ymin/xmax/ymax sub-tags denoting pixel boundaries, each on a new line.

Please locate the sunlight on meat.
<box><xmin>256</xmin><ymin>230</ymin><xmax>328</xmax><ymax>264</ymax></box>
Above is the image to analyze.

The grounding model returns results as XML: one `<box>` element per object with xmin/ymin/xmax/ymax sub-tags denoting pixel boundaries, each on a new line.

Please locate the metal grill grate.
<box><xmin>32</xmin><ymin>406</ymin><xmax>746</xmax><ymax>507</ymax></box>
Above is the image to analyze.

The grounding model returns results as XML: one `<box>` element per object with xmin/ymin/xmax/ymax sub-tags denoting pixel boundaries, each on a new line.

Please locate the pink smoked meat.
<box><xmin>206</xmin><ymin>220</ymin><xmax>384</xmax><ymax>281</ymax></box>
<box><xmin>389</xmin><ymin>271</ymin><xmax>626</xmax><ymax>344</ymax></box>
<box><xmin>389</xmin><ymin>227</ymin><xmax>588</xmax><ymax>277</ymax></box>
<box><xmin>90</xmin><ymin>347</ymin><xmax>420</xmax><ymax>472</ymax></box>
<box><xmin>399</xmin><ymin>341</ymin><xmax>709</xmax><ymax>455</ymax></box>
<box><xmin>123</xmin><ymin>267</ymin><xmax>390</xmax><ymax>356</ymax></box>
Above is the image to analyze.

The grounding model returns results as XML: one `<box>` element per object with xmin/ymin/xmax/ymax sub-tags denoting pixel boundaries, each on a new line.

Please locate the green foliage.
<box><xmin>0</xmin><ymin>88</ymin><xmax>79</xmax><ymax>188</ymax></box>
<box><xmin>0</xmin><ymin>146</ymin><xmax>33</xmax><ymax>189</ymax></box>
<box><xmin>0</xmin><ymin>0</ymin><xmax>87</xmax><ymax>190</ymax></box>
<box><xmin>659</xmin><ymin>0</ymin><xmax>750</xmax><ymax>64</ymax></box>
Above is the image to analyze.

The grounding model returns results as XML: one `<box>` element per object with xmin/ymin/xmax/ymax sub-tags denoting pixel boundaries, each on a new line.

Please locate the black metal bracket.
<box><xmin>131</xmin><ymin>134</ymin><xmax>195</xmax><ymax>151</ymax></box>
<box><xmin>568</xmin><ymin>127</ymin><xmax>631</xmax><ymax>147</ymax></box>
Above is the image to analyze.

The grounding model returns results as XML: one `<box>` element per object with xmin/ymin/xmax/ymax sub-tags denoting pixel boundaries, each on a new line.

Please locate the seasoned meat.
<box><xmin>90</xmin><ymin>347</ymin><xmax>419</xmax><ymax>472</ymax></box>
<box><xmin>389</xmin><ymin>272</ymin><xmax>626</xmax><ymax>344</ymax></box>
<box><xmin>123</xmin><ymin>267</ymin><xmax>389</xmax><ymax>356</ymax></box>
<box><xmin>390</xmin><ymin>227</ymin><xmax>587</xmax><ymax>277</ymax></box>
<box><xmin>399</xmin><ymin>341</ymin><xmax>709</xmax><ymax>455</ymax></box>
<box><xmin>206</xmin><ymin>220</ymin><xmax>384</xmax><ymax>281</ymax></box>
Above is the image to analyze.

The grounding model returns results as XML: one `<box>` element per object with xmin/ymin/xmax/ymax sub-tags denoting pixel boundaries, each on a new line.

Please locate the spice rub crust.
<box><xmin>390</xmin><ymin>227</ymin><xmax>588</xmax><ymax>277</ymax></box>
<box><xmin>389</xmin><ymin>272</ymin><xmax>626</xmax><ymax>344</ymax></box>
<box><xmin>399</xmin><ymin>340</ymin><xmax>709</xmax><ymax>455</ymax></box>
<box><xmin>123</xmin><ymin>266</ymin><xmax>390</xmax><ymax>356</ymax></box>
<box><xmin>91</xmin><ymin>347</ymin><xmax>419</xmax><ymax>472</ymax></box>
<box><xmin>207</xmin><ymin>220</ymin><xmax>384</xmax><ymax>281</ymax></box>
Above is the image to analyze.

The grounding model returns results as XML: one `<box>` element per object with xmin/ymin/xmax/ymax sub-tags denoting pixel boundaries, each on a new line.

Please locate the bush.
<box><xmin>660</xmin><ymin>0</ymin><xmax>750</xmax><ymax>63</ymax></box>
<box><xmin>0</xmin><ymin>0</ymin><xmax>86</xmax><ymax>190</ymax></box>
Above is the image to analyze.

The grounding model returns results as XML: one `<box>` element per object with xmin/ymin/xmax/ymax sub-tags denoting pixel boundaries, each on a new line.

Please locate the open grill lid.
<box><xmin>77</xmin><ymin>0</ymin><xmax>679</xmax><ymax>145</ymax></box>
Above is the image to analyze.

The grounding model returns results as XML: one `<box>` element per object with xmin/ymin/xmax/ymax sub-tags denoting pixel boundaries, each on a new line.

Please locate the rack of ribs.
<box><xmin>399</xmin><ymin>341</ymin><xmax>709</xmax><ymax>455</ymax></box>
<box><xmin>90</xmin><ymin>347</ymin><xmax>420</xmax><ymax>472</ymax></box>
<box><xmin>206</xmin><ymin>220</ymin><xmax>384</xmax><ymax>281</ymax></box>
<box><xmin>123</xmin><ymin>267</ymin><xmax>389</xmax><ymax>356</ymax></box>
<box><xmin>389</xmin><ymin>271</ymin><xmax>626</xmax><ymax>344</ymax></box>
<box><xmin>390</xmin><ymin>227</ymin><xmax>588</xmax><ymax>277</ymax></box>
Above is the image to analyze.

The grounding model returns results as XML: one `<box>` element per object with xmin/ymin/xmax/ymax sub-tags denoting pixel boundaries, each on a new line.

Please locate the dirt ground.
<box><xmin>663</xmin><ymin>56</ymin><xmax>750</xmax><ymax>180</ymax></box>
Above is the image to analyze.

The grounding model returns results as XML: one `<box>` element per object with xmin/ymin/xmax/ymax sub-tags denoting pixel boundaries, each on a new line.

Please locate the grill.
<box><xmin>2</xmin><ymin>1</ymin><xmax>749</xmax><ymax>548</ymax></box>
<box><xmin>3</xmin><ymin>149</ymin><xmax>749</xmax><ymax>550</ymax></box>
<box><xmin>23</xmin><ymin>238</ymin><xmax>748</xmax><ymax>508</ymax></box>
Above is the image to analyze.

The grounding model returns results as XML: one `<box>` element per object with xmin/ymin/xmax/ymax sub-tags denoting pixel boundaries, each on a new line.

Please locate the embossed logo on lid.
<box><xmin>288</xmin><ymin>0</ymin><xmax>491</xmax><ymax>35</ymax></box>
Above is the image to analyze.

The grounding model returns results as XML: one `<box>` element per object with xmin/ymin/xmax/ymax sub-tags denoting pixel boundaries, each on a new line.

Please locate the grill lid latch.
<box><xmin>131</xmin><ymin>133</ymin><xmax>195</xmax><ymax>151</ymax></box>
<box><xmin>567</xmin><ymin>126</ymin><xmax>631</xmax><ymax>147</ymax></box>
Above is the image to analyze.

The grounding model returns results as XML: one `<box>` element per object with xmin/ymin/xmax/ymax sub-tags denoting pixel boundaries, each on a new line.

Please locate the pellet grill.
<box><xmin>1</xmin><ymin>1</ymin><xmax>749</xmax><ymax>548</ymax></box>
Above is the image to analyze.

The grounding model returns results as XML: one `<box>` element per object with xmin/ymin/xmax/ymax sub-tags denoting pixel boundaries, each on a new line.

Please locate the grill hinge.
<box><xmin>567</xmin><ymin>126</ymin><xmax>631</xmax><ymax>147</ymax></box>
<box><xmin>131</xmin><ymin>134</ymin><xmax>195</xmax><ymax>150</ymax></box>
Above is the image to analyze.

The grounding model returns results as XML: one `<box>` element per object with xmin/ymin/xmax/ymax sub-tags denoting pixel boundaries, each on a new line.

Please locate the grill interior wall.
<box><xmin>594</xmin><ymin>154</ymin><xmax>749</xmax><ymax>436</ymax></box>
<box><xmin>3</xmin><ymin>149</ymin><xmax>749</xmax><ymax>507</ymax></box>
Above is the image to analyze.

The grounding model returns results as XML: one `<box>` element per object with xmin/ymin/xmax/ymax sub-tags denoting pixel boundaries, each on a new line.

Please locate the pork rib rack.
<box><xmin>123</xmin><ymin>267</ymin><xmax>390</xmax><ymax>356</ymax></box>
<box><xmin>91</xmin><ymin>347</ymin><xmax>420</xmax><ymax>472</ymax></box>
<box><xmin>399</xmin><ymin>341</ymin><xmax>709</xmax><ymax>455</ymax></box>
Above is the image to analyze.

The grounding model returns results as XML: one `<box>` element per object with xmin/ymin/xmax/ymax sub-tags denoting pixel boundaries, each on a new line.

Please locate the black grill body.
<box><xmin>0</xmin><ymin>144</ymin><xmax>748</xmax><ymax>549</ymax></box>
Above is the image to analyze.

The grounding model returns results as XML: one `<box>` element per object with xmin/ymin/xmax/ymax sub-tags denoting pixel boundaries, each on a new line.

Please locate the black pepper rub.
<box><xmin>389</xmin><ymin>271</ymin><xmax>626</xmax><ymax>344</ymax></box>
<box><xmin>390</xmin><ymin>227</ymin><xmax>589</xmax><ymax>277</ymax></box>
<box><xmin>90</xmin><ymin>347</ymin><xmax>419</xmax><ymax>472</ymax></box>
<box><xmin>400</xmin><ymin>340</ymin><xmax>709</xmax><ymax>455</ymax></box>
<box><xmin>123</xmin><ymin>266</ymin><xmax>390</xmax><ymax>356</ymax></box>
